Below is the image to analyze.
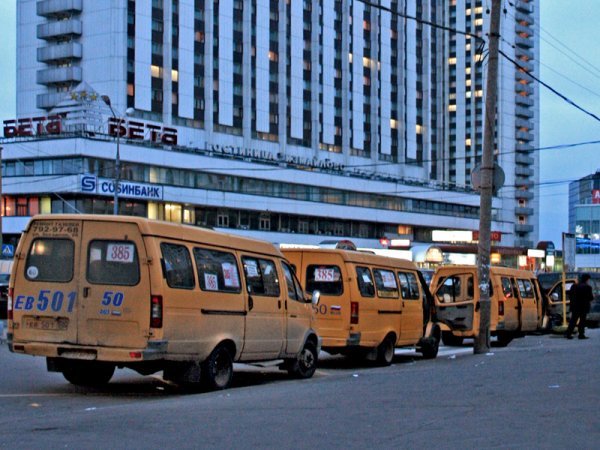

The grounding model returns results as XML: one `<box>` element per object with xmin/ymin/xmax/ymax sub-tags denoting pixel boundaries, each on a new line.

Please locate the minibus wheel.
<box><xmin>376</xmin><ymin>335</ymin><xmax>395</xmax><ymax>366</ymax></box>
<box><xmin>201</xmin><ymin>345</ymin><xmax>234</xmax><ymax>390</ymax></box>
<box><xmin>420</xmin><ymin>334</ymin><xmax>440</xmax><ymax>359</ymax></box>
<box><xmin>287</xmin><ymin>342</ymin><xmax>318</xmax><ymax>379</ymax></box>
<box><xmin>441</xmin><ymin>331</ymin><xmax>464</xmax><ymax>346</ymax></box>
<box><xmin>495</xmin><ymin>332</ymin><xmax>514</xmax><ymax>347</ymax></box>
<box><xmin>62</xmin><ymin>361</ymin><xmax>115</xmax><ymax>386</ymax></box>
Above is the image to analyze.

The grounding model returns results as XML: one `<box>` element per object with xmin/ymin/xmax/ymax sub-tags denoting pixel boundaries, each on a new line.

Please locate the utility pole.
<box><xmin>474</xmin><ymin>0</ymin><xmax>501</xmax><ymax>354</ymax></box>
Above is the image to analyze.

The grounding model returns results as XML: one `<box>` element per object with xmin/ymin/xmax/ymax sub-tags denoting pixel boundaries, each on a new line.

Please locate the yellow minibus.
<box><xmin>282</xmin><ymin>248</ymin><xmax>440</xmax><ymax>364</ymax></box>
<box><xmin>431</xmin><ymin>265</ymin><xmax>544</xmax><ymax>346</ymax></box>
<box><xmin>8</xmin><ymin>215</ymin><xmax>320</xmax><ymax>390</ymax></box>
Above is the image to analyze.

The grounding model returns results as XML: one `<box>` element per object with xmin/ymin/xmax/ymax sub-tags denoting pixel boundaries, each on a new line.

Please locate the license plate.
<box><xmin>23</xmin><ymin>316</ymin><xmax>69</xmax><ymax>331</ymax></box>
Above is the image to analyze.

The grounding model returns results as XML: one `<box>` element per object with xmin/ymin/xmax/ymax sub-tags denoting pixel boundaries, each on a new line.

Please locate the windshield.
<box><xmin>0</xmin><ymin>274</ymin><xmax>9</xmax><ymax>284</ymax></box>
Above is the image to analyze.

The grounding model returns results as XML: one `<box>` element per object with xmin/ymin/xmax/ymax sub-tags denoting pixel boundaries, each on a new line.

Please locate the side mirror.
<box><xmin>311</xmin><ymin>290</ymin><xmax>321</xmax><ymax>306</ymax></box>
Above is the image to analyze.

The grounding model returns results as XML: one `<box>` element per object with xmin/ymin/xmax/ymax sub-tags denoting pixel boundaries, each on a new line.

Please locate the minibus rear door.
<box><xmin>434</xmin><ymin>273</ymin><xmax>475</xmax><ymax>332</ymax></box>
<box><xmin>77</xmin><ymin>221</ymin><xmax>151</xmax><ymax>348</ymax></box>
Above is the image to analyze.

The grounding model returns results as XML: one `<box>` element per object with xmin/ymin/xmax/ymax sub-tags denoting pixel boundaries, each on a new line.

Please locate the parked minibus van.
<box><xmin>430</xmin><ymin>265</ymin><xmax>544</xmax><ymax>346</ymax></box>
<box><xmin>8</xmin><ymin>215</ymin><xmax>320</xmax><ymax>390</ymax></box>
<box><xmin>282</xmin><ymin>248</ymin><xmax>440</xmax><ymax>364</ymax></box>
<box><xmin>538</xmin><ymin>272</ymin><xmax>600</xmax><ymax>328</ymax></box>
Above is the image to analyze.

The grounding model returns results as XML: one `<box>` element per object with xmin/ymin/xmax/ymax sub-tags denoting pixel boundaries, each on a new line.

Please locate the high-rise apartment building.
<box><xmin>2</xmin><ymin>0</ymin><xmax>540</xmax><ymax>259</ymax></box>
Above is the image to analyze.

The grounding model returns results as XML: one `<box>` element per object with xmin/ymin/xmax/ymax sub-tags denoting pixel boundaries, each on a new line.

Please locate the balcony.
<box><xmin>515</xmin><ymin>60</ymin><xmax>534</xmax><ymax>75</ymax></box>
<box><xmin>515</xmin><ymin>82</ymin><xmax>533</xmax><ymax>96</ymax></box>
<box><xmin>515</xmin><ymin>165</ymin><xmax>533</xmax><ymax>177</ymax></box>
<box><xmin>516</xmin><ymin>130</ymin><xmax>534</xmax><ymax>141</ymax></box>
<box><xmin>515</xmin><ymin>23</ymin><xmax>532</xmax><ymax>35</ymax></box>
<box><xmin>37</xmin><ymin>91</ymin><xmax>70</xmax><ymax>109</ymax></box>
<box><xmin>516</xmin><ymin>106</ymin><xmax>534</xmax><ymax>120</ymax></box>
<box><xmin>37</xmin><ymin>42</ymin><xmax>82</xmax><ymax>63</ymax></box>
<box><xmin>36</xmin><ymin>66</ymin><xmax>82</xmax><ymax>85</ymax></box>
<box><xmin>515</xmin><ymin>142</ymin><xmax>534</xmax><ymax>153</ymax></box>
<box><xmin>515</xmin><ymin>47</ymin><xmax>534</xmax><ymax>61</ymax></box>
<box><xmin>515</xmin><ymin>0</ymin><xmax>533</xmax><ymax>14</ymax></box>
<box><xmin>515</xmin><ymin>224</ymin><xmax>534</xmax><ymax>233</ymax></box>
<box><xmin>515</xmin><ymin>190</ymin><xmax>534</xmax><ymax>200</ymax></box>
<box><xmin>514</xmin><ymin>238</ymin><xmax>534</xmax><ymax>248</ymax></box>
<box><xmin>37</xmin><ymin>0</ymin><xmax>82</xmax><ymax>18</ymax></box>
<box><xmin>515</xmin><ymin>117</ymin><xmax>532</xmax><ymax>129</ymax></box>
<box><xmin>515</xmin><ymin>35</ymin><xmax>534</xmax><ymax>49</ymax></box>
<box><xmin>515</xmin><ymin>177</ymin><xmax>534</xmax><ymax>188</ymax></box>
<box><xmin>515</xmin><ymin>11</ymin><xmax>533</xmax><ymax>25</ymax></box>
<box><xmin>37</xmin><ymin>19</ymin><xmax>82</xmax><ymax>40</ymax></box>
<box><xmin>515</xmin><ymin>207</ymin><xmax>534</xmax><ymax>216</ymax></box>
<box><xmin>516</xmin><ymin>154</ymin><xmax>534</xmax><ymax>165</ymax></box>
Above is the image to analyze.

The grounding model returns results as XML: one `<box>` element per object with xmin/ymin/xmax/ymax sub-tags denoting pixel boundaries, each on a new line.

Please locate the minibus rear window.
<box><xmin>194</xmin><ymin>247</ymin><xmax>241</xmax><ymax>293</ymax></box>
<box><xmin>26</xmin><ymin>238</ymin><xmax>74</xmax><ymax>282</ymax></box>
<box><xmin>306</xmin><ymin>265</ymin><xmax>343</xmax><ymax>296</ymax></box>
<box><xmin>87</xmin><ymin>240</ymin><xmax>140</xmax><ymax>286</ymax></box>
<box><xmin>373</xmin><ymin>269</ymin><xmax>399</xmax><ymax>299</ymax></box>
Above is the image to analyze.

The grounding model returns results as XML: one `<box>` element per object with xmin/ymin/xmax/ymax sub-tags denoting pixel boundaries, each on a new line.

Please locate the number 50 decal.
<box><xmin>102</xmin><ymin>291</ymin><xmax>125</xmax><ymax>307</ymax></box>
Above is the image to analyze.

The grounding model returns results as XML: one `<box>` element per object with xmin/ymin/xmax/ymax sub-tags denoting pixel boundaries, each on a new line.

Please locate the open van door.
<box><xmin>77</xmin><ymin>220</ymin><xmax>151</xmax><ymax>349</ymax></box>
<box><xmin>434</xmin><ymin>272</ymin><xmax>476</xmax><ymax>333</ymax></box>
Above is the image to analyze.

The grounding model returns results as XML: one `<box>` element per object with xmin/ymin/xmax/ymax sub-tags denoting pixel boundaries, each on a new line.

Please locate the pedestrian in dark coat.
<box><xmin>565</xmin><ymin>274</ymin><xmax>594</xmax><ymax>339</ymax></box>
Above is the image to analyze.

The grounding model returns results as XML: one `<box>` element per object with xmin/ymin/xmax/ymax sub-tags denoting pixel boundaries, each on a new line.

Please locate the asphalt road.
<box><xmin>0</xmin><ymin>330</ymin><xmax>598</xmax><ymax>449</ymax></box>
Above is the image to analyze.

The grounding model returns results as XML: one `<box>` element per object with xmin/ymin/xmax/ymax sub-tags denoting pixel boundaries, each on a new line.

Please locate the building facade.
<box><xmin>1</xmin><ymin>0</ymin><xmax>540</xmax><ymax>260</ymax></box>
<box><xmin>569</xmin><ymin>170</ymin><xmax>600</xmax><ymax>270</ymax></box>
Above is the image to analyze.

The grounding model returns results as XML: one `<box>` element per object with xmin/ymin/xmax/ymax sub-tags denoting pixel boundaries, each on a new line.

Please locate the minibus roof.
<box><xmin>27</xmin><ymin>214</ymin><xmax>283</xmax><ymax>258</ymax></box>
<box><xmin>282</xmin><ymin>247</ymin><xmax>418</xmax><ymax>270</ymax></box>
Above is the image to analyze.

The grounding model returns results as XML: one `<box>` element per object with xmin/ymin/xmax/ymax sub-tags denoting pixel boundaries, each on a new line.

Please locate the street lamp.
<box><xmin>101</xmin><ymin>95</ymin><xmax>134</xmax><ymax>215</ymax></box>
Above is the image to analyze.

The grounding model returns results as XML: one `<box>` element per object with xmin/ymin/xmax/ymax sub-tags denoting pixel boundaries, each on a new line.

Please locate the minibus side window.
<box><xmin>356</xmin><ymin>266</ymin><xmax>375</xmax><ymax>298</ymax></box>
<box><xmin>281</xmin><ymin>261</ymin><xmax>305</xmax><ymax>302</ymax></box>
<box><xmin>193</xmin><ymin>247</ymin><xmax>241</xmax><ymax>293</ymax></box>
<box><xmin>87</xmin><ymin>240</ymin><xmax>140</xmax><ymax>286</ymax></box>
<box><xmin>436</xmin><ymin>276</ymin><xmax>461</xmax><ymax>303</ymax></box>
<box><xmin>26</xmin><ymin>238</ymin><xmax>74</xmax><ymax>282</ymax></box>
<box><xmin>517</xmin><ymin>279</ymin><xmax>534</xmax><ymax>298</ymax></box>
<box><xmin>373</xmin><ymin>269</ymin><xmax>399</xmax><ymax>299</ymax></box>
<box><xmin>242</xmin><ymin>257</ymin><xmax>280</xmax><ymax>297</ymax></box>
<box><xmin>398</xmin><ymin>271</ymin><xmax>420</xmax><ymax>300</ymax></box>
<box><xmin>305</xmin><ymin>265</ymin><xmax>343</xmax><ymax>296</ymax></box>
<box><xmin>161</xmin><ymin>243</ymin><xmax>195</xmax><ymax>289</ymax></box>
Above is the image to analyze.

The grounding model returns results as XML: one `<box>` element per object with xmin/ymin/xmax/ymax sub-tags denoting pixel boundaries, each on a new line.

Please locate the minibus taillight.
<box><xmin>350</xmin><ymin>301</ymin><xmax>359</xmax><ymax>324</ymax></box>
<box><xmin>498</xmin><ymin>300</ymin><xmax>505</xmax><ymax>316</ymax></box>
<box><xmin>7</xmin><ymin>288</ymin><xmax>13</xmax><ymax>321</ymax></box>
<box><xmin>150</xmin><ymin>295</ymin><xmax>163</xmax><ymax>328</ymax></box>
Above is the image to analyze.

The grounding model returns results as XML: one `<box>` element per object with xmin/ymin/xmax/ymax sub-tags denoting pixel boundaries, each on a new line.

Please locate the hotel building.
<box><xmin>1</xmin><ymin>0</ymin><xmax>540</xmax><ymax>262</ymax></box>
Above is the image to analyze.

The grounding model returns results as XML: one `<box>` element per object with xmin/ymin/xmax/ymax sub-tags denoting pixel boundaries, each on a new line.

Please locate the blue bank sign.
<box><xmin>80</xmin><ymin>175</ymin><xmax>163</xmax><ymax>200</ymax></box>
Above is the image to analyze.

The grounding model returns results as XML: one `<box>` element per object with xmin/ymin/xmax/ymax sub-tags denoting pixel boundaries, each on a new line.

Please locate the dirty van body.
<box><xmin>8</xmin><ymin>215</ymin><xmax>320</xmax><ymax>390</ymax></box>
<box><xmin>431</xmin><ymin>265</ymin><xmax>544</xmax><ymax>346</ymax></box>
<box><xmin>282</xmin><ymin>248</ymin><xmax>440</xmax><ymax>365</ymax></box>
<box><xmin>538</xmin><ymin>272</ymin><xmax>600</xmax><ymax>328</ymax></box>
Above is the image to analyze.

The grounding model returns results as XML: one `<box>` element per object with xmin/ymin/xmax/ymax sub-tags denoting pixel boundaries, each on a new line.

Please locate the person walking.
<box><xmin>565</xmin><ymin>274</ymin><xmax>594</xmax><ymax>339</ymax></box>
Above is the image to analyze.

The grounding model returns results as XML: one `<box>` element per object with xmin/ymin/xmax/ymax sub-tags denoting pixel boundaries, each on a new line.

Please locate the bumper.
<box><xmin>8</xmin><ymin>340</ymin><xmax>168</xmax><ymax>362</ymax></box>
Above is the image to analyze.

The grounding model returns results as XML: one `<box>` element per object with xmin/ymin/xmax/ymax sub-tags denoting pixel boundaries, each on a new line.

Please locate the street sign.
<box><xmin>1</xmin><ymin>244</ymin><xmax>14</xmax><ymax>258</ymax></box>
<box><xmin>562</xmin><ymin>233</ymin><xmax>576</xmax><ymax>272</ymax></box>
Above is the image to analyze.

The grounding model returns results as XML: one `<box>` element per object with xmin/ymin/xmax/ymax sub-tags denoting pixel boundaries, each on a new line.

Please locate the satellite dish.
<box><xmin>471</xmin><ymin>163</ymin><xmax>505</xmax><ymax>195</ymax></box>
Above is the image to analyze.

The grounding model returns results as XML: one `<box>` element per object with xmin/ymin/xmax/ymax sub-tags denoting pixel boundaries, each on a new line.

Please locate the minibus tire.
<box><xmin>495</xmin><ymin>332</ymin><xmax>514</xmax><ymax>347</ymax></box>
<box><xmin>62</xmin><ymin>361</ymin><xmax>115</xmax><ymax>386</ymax></box>
<box><xmin>376</xmin><ymin>335</ymin><xmax>395</xmax><ymax>366</ymax></box>
<box><xmin>420</xmin><ymin>335</ymin><xmax>440</xmax><ymax>359</ymax></box>
<box><xmin>287</xmin><ymin>342</ymin><xmax>318</xmax><ymax>379</ymax></box>
<box><xmin>201</xmin><ymin>345</ymin><xmax>234</xmax><ymax>390</ymax></box>
<box><xmin>441</xmin><ymin>331</ymin><xmax>463</xmax><ymax>346</ymax></box>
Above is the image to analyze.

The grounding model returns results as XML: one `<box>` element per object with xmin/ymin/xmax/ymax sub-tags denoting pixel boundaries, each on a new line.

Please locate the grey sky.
<box><xmin>0</xmin><ymin>1</ymin><xmax>598</xmax><ymax>248</ymax></box>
